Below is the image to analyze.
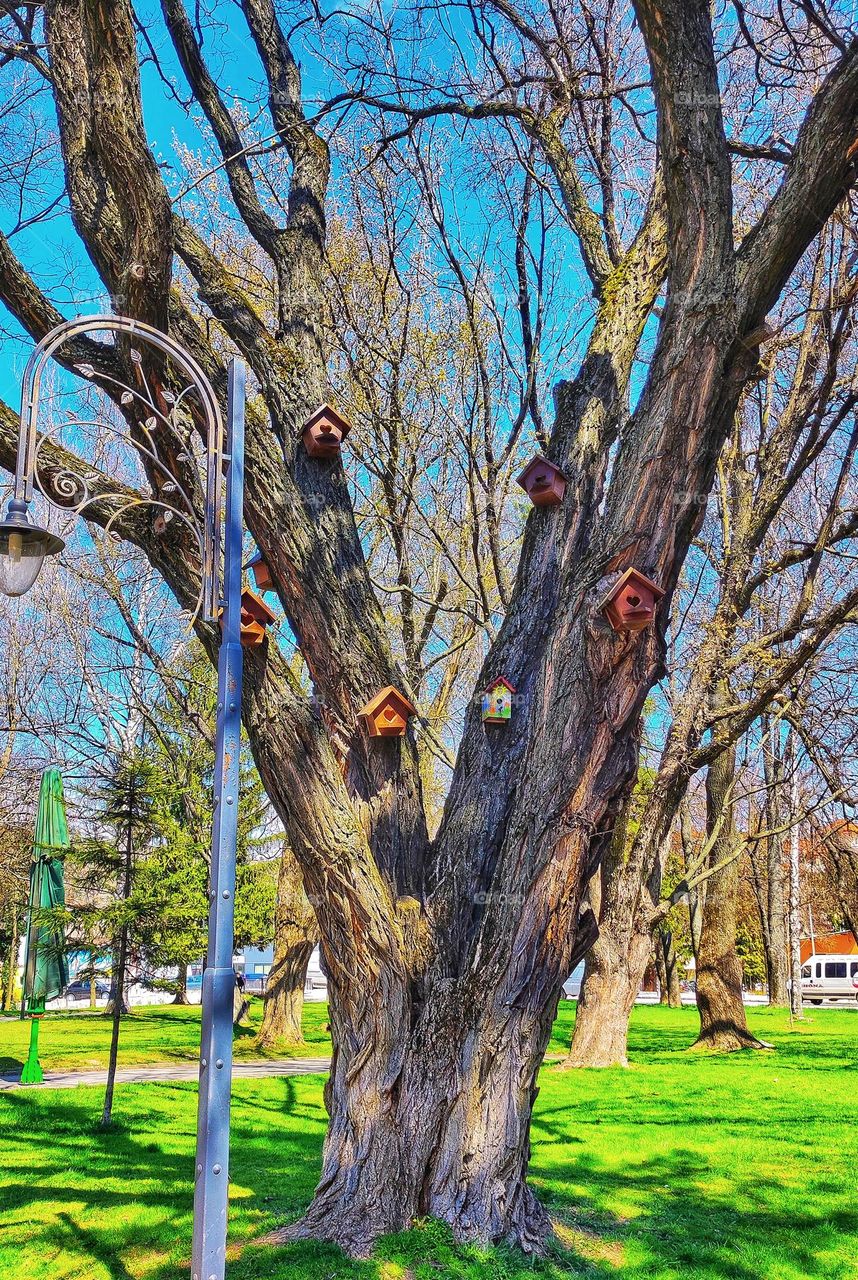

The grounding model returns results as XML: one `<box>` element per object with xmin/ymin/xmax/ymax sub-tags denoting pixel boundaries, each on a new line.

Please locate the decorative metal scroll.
<box><xmin>13</xmin><ymin>315</ymin><xmax>225</xmax><ymax>623</ymax></box>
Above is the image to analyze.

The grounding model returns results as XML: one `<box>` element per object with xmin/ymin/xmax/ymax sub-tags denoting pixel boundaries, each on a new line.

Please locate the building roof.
<box><xmin>800</xmin><ymin>931</ymin><xmax>858</xmax><ymax>962</ymax></box>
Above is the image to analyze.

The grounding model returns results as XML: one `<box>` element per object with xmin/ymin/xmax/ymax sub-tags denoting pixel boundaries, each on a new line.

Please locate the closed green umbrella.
<box><xmin>20</xmin><ymin>767</ymin><xmax>69</xmax><ymax>1084</ymax></box>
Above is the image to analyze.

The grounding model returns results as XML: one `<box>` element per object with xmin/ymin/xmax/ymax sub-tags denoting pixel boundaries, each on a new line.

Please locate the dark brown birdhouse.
<box><xmin>300</xmin><ymin>403</ymin><xmax>352</xmax><ymax>459</ymax></box>
<box><xmin>248</xmin><ymin>552</ymin><xmax>273</xmax><ymax>593</ymax></box>
<box><xmin>482</xmin><ymin>677</ymin><xmax>516</xmax><ymax>725</ymax></box>
<box><xmin>516</xmin><ymin>455</ymin><xmax>567</xmax><ymax>507</ymax></box>
<box><xmin>358</xmin><ymin>685</ymin><xmax>416</xmax><ymax>738</ymax></box>
<box><xmin>221</xmin><ymin>588</ymin><xmax>278</xmax><ymax>648</ymax></box>
<box><xmin>598</xmin><ymin>568</ymin><xmax>664</xmax><ymax>634</ymax></box>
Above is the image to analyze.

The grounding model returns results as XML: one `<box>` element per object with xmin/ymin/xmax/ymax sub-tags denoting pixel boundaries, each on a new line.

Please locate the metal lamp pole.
<box><xmin>0</xmin><ymin>317</ymin><xmax>246</xmax><ymax>1280</ymax></box>
<box><xmin>191</xmin><ymin>358</ymin><xmax>245</xmax><ymax>1280</ymax></box>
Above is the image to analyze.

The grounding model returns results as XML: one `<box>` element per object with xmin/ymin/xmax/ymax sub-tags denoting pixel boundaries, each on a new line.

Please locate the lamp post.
<box><xmin>0</xmin><ymin>315</ymin><xmax>246</xmax><ymax>1280</ymax></box>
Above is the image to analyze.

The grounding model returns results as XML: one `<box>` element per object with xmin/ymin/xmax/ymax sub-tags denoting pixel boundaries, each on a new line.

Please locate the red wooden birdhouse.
<box><xmin>516</xmin><ymin>455</ymin><xmax>567</xmax><ymax>507</ymax></box>
<box><xmin>300</xmin><ymin>403</ymin><xmax>352</xmax><ymax>459</ymax></box>
<box><xmin>598</xmin><ymin>567</ymin><xmax>664</xmax><ymax>634</ymax></box>
<box><xmin>248</xmin><ymin>552</ymin><xmax>273</xmax><ymax>593</ymax></box>
<box><xmin>221</xmin><ymin>588</ymin><xmax>278</xmax><ymax>647</ymax></box>
<box><xmin>482</xmin><ymin>676</ymin><xmax>516</xmax><ymax>725</ymax></box>
<box><xmin>358</xmin><ymin>685</ymin><xmax>416</xmax><ymax>738</ymax></box>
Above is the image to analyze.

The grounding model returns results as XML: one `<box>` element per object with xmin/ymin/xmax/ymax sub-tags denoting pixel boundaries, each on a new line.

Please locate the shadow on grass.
<box><xmin>3</xmin><ymin>1043</ymin><xmax>857</xmax><ymax>1280</ymax></box>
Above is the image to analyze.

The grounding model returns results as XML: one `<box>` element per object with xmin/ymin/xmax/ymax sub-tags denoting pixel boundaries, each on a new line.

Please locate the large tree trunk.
<box><xmin>258</xmin><ymin>940</ymin><xmax>314</xmax><ymax>1046</ymax></box>
<box><xmin>694</xmin><ymin>711</ymin><xmax>765</xmax><ymax>1051</ymax></box>
<box><xmin>656</xmin><ymin>930</ymin><xmax>681</xmax><ymax>1007</ymax></box>
<box><xmin>272</xmin><ymin>973</ymin><xmax>557</xmax><ymax>1256</ymax></box>
<box><xmin>257</xmin><ymin>847</ymin><xmax>316</xmax><ymax>1049</ymax></box>
<box><xmin>564</xmin><ymin>928</ymin><xmax>652</xmax><ymax>1068</ymax></box>
<box><xmin>762</xmin><ymin>718</ymin><xmax>789</xmax><ymax>1005</ymax></box>
<box><xmin>171</xmin><ymin>960</ymin><xmax>190</xmax><ymax>1005</ymax></box>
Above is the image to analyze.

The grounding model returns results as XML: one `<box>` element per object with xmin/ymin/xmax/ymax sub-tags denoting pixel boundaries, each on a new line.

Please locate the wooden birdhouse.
<box><xmin>598</xmin><ymin>567</ymin><xmax>664</xmax><ymax>634</ymax></box>
<box><xmin>221</xmin><ymin>588</ymin><xmax>278</xmax><ymax>648</ymax></box>
<box><xmin>358</xmin><ymin>685</ymin><xmax>416</xmax><ymax>738</ymax></box>
<box><xmin>482</xmin><ymin>677</ymin><xmax>516</xmax><ymax>725</ymax></box>
<box><xmin>516</xmin><ymin>455</ymin><xmax>567</xmax><ymax>507</ymax></box>
<box><xmin>248</xmin><ymin>552</ymin><xmax>273</xmax><ymax>593</ymax></box>
<box><xmin>300</xmin><ymin>403</ymin><xmax>352</xmax><ymax>459</ymax></box>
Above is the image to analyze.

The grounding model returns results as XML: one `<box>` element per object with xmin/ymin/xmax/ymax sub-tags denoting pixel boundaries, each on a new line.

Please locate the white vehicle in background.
<box><xmin>800</xmin><ymin>953</ymin><xmax>858</xmax><ymax>1004</ymax></box>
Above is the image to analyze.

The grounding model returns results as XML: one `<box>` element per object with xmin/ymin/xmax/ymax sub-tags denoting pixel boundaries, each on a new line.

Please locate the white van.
<box><xmin>800</xmin><ymin>953</ymin><xmax>858</xmax><ymax>1004</ymax></box>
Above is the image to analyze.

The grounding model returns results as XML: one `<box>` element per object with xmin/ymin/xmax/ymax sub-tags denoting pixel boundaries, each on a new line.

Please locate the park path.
<box><xmin>0</xmin><ymin>1057</ymin><xmax>330</xmax><ymax>1091</ymax></box>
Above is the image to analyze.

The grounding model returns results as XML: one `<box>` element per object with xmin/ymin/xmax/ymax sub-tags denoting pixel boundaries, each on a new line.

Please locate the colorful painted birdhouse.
<box><xmin>300</xmin><ymin>403</ymin><xmax>352</xmax><ymax>459</ymax></box>
<box><xmin>598</xmin><ymin>567</ymin><xmax>664</xmax><ymax>634</ymax></box>
<box><xmin>248</xmin><ymin>552</ymin><xmax>273</xmax><ymax>593</ymax></box>
<box><xmin>358</xmin><ymin>685</ymin><xmax>416</xmax><ymax>738</ymax></box>
<box><xmin>482</xmin><ymin>677</ymin><xmax>516</xmax><ymax>725</ymax></box>
<box><xmin>221</xmin><ymin>588</ymin><xmax>278</xmax><ymax>648</ymax></box>
<box><xmin>516</xmin><ymin>455</ymin><xmax>567</xmax><ymax>507</ymax></box>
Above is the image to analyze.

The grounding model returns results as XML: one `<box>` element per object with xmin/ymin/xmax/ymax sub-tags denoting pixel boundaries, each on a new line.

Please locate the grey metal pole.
<box><xmin>191</xmin><ymin>358</ymin><xmax>246</xmax><ymax>1280</ymax></box>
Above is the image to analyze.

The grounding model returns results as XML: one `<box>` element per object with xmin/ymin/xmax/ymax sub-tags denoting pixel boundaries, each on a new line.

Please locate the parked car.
<box><xmin>65</xmin><ymin>978</ymin><xmax>111</xmax><ymax>1000</ymax></box>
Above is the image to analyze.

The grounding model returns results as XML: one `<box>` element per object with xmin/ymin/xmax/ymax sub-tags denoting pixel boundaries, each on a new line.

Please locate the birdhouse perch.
<box><xmin>516</xmin><ymin>455</ymin><xmax>567</xmax><ymax>507</ymax></box>
<box><xmin>598</xmin><ymin>567</ymin><xmax>664</xmax><ymax>634</ymax></box>
<box><xmin>221</xmin><ymin>587</ymin><xmax>278</xmax><ymax>648</ymax></box>
<box><xmin>482</xmin><ymin>677</ymin><xmax>516</xmax><ymax>725</ymax></box>
<box><xmin>248</xmin><ymin>552</ymin><xmax>273</xmax><ymax>593</ymax></box>
<box><xmin>358</xmin><ymin>685</ymin><xmax>416</xmax><ymax>738</ymax></box>
<box><xmin>300</xmin><ymin>404</ymin><xmax>353</xmax><ymax>459</ymax></box>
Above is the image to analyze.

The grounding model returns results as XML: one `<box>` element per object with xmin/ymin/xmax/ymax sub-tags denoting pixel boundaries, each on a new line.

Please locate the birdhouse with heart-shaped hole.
<box><xmin>482</xmin><ymin>677</ymin><xmax>516</xmax><ymax>725</ymax></box>
<box><xmin>516</xmin><ymin>455</ymin><xmax>567</xmax><ymax>507</ymax></box>
<box><xmin>221</xmin><ymin>588</ymin><xmax>278</xmax><ymax>648</ymax></box>
<box><xmin>248</xmin><ymin>552</ymin><xmax>273</xmax><ymax>593</ymax></box>
<box><xmin>300</xmin><ymin>404</ymin><xmax>352</xmax><ymax>459</ymax></box>
<box><xmin>358</xmin><ymin>685</ymin><xmax>416</xmax><ymax>738</ymax></box>
<box><xmin>598</xmin><ymin>567</ymin><xmax>664</xmax><ymax>634</ymax></box>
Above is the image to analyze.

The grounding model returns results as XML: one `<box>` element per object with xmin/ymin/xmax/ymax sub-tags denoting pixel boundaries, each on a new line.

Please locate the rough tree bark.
<box><xmin>172</xmin><ymin>960</ymin><xmax>190</xmax><ymax>1005</ymax></box>
<box><xmin>655</xmin><ymin>931</ymin><xmax>681</xmax><ymax>1007</ymax></box>
<box><xmin>257</xmin><ymin>847</ymin><xmax>316</xmax><ymax>1048</ymax></box>
<box><xmin>0</xmin><ymin>0</ymin><xmax>856</xmax><ymax>1255</ymax></box>
<box><xmin>763</xmin><ymin>720</ymin><xmax>790</xmax><ymax>1005</ymax></box>
<box><xmin>693</xmin><ymin>691</ymin><xmax>765</xmax><ymax>1051</ymax></box>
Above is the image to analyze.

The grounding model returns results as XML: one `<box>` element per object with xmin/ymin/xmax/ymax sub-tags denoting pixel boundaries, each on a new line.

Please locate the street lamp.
<box><xmin>0</xmin><ymin>498</ymin><xmax>65</xmax><ymax>596</ymax></box>
<box><xmin>0</xmin><ymin>315</ymin><xmax>246</xmax><ymax>1280</ymax></box>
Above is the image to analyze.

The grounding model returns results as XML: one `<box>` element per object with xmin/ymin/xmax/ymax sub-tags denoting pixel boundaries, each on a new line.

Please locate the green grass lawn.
<box><xmin>0</xmin><ymin>999</ymin><xmax>333</xmax><ymax>1073</ymax></box>
<box><xmin>1</xmin><ymin>1004</ymin><xmax>856</xmax><ymax>1280</ymax></box>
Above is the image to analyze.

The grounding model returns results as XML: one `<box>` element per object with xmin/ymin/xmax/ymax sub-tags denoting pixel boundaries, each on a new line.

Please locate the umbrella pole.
<box><xmin>20</xmin><ymin>1014</ymin><xmax>43</xmax><ymax>1084</ymax></box>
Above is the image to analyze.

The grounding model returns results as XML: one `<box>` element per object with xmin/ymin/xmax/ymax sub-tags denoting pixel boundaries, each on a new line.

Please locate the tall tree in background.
<box><xmin>1</xmin><ymin>0</ymin><xmax>858</xmax><ymax>1253</ymax></box>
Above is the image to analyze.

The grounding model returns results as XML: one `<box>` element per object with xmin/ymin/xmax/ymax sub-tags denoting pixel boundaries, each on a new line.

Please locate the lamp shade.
<box><xmin>0</xmin><ymin>501</ymin><xmax>65</xmax><ymax>598</ymax></box>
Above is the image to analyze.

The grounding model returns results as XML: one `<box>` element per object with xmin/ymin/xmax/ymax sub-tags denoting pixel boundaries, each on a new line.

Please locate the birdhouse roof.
<box><xmin>515</xmin><ymin>454</ymin><xmax>566</xmax><ymax>491</ymax></box>
<box><xmin>597</xmin><ymin>567</ymin><xmax>665</xmax><ymax>611</ymax></box>
<box><xmin>483</xmin><ymin>676</ymin><xmax>516</xmax><ymax>695</ymax></box>
<box><xmin>300</xmin><ymin>403</ymin><xmax>353</xmax><ymax>440</ymax></box>
<box><xmin>358</xmin><ymin>684</ymin><xmax>416</xmax><ymax>720</ymax></box>
<box><xmin>241</xmin><ymin>588</ymin><xmax>277</xmax><ymax>625</ymax></box>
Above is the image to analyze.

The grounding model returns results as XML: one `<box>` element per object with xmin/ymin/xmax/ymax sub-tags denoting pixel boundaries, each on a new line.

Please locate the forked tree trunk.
<box><xmin>257</xmin><ymin>847</ymin><xmax>316</xmax><ymax>1049</ymax></box>
<box><xmin>694</xmin><ymin>713</ymin><xmax>765</xmax><ymax>1051</ymax></box>
<box><xmin>273</xmin><ymin>971</ymin><xmax>559</xmax><ymax>1255</ymax></box>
